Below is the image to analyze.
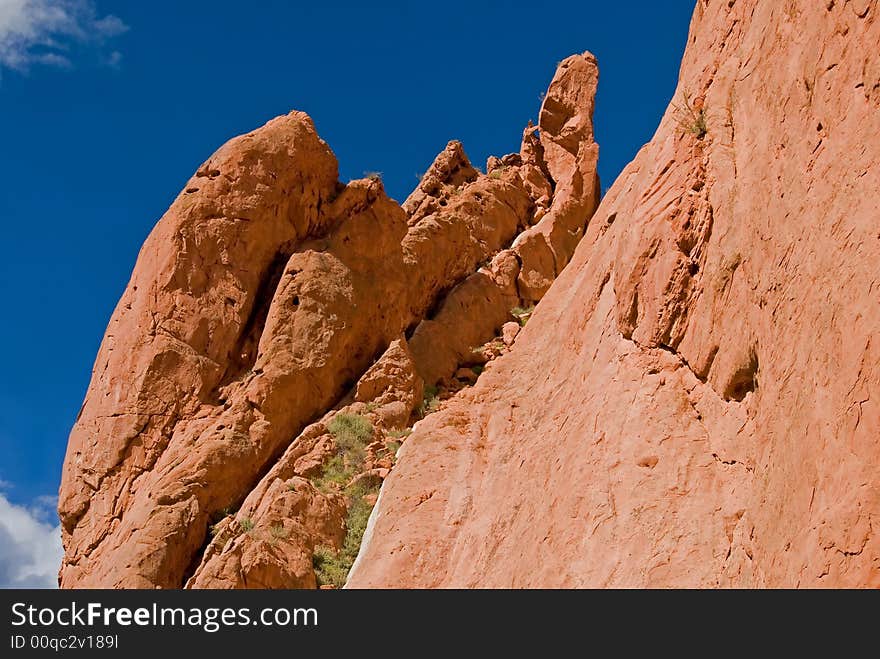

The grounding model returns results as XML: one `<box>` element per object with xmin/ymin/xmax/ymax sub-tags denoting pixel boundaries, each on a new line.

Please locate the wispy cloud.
<box><xmin>0</xmin><ymin>0</ymin><xmax>128</xmax><ymax>73</ymax></box>
<box><xmin>0</xmin><ymin>487</ymin><xmax>62</xmax><ymax>588</ymax></box>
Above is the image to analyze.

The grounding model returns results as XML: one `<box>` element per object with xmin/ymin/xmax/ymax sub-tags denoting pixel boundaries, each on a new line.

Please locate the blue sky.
<box><xmin>0</xmin><ymin>0</ymin><xmax>694</xmax><ymax>585</ymax></box>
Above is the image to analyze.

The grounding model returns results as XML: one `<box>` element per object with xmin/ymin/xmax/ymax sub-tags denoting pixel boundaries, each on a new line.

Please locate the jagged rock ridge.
<box><xmin>59</xmin><ymin>54</ymin><xmax>601</xmax><ymax>588</ymax></box>
<box><xmin>63</xmin><ymin>0</ymin><xmax>880</xmax><ymax>590</ymax></box>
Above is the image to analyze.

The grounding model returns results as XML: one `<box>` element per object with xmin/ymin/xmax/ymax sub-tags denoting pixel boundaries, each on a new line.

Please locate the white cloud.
<box><xmin>0</xmin><ymin>0</ymin><xmax>128</xmax><ymax>72</ymax></box>
<box><xmin>107</xmin><ymin>47</ymin><xmax>120</xmax><ymax>68</ymax></box>
<box><xmin>0</xmin><ymin>491</ymin><xmax>62</xmax><ymax>588</ymax></box>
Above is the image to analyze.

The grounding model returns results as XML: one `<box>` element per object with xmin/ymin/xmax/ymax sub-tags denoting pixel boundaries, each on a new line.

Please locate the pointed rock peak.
<box><xmin>539</xmin><ymin>51</ymin><xmax>599</xmax><ymax>154</ymax></box>
<box><xmin>58</xmin><ymin>36</ymin><xmax>604</xmax><ymax>589</ymax></box>
<box><xmin>402</xmin><ymin>140</ymin><xmax>479</xmax><ymax>215</ymax></box>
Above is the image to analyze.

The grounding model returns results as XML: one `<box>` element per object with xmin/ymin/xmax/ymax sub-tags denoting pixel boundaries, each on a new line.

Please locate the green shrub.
<box><xmin>511</xmin><ymin>305</ymin><xmax>535</xmax><ymax>327</ymax></box>
<box><xmin>364</xmin><ymin>171</ymin><xmax>383</xmax><ymax>182</ymax></box>
<box><xmin>239</xmin><ymin>517</ymin><xmax>254</xmax><ymax>533</ymax></box>
<box><xmin>419</xmin><ymin>385</ymin><xmax>441</xmax><ymax>417</ymax></box>
<box><xmin>269</xmin><ymin>524</ymin><xmax>289</xmax><ymax>540</ymax></box>
<box><xmin>313</xmin><ymin>546</ymin><xmax>349</xmax><ymax>587</ymax></box>
<box><xmin>310</xmin><ymin>412</ymin><xmax>385</xmax><ymax>585</ymax></box>
<box><xmin>342</xmin><ymin>484</ymin><xmax>375</xmax><ymax>552</ymax></box>
<box><xmin>313</xmin><ymin>481</ymin><xmax>380</xmax><ymax>588</ymax></box>
<box><xmin>673</xmin><ymin>92</ymin><xmax>707</xmax><ymax>139</ymax></box>
<box><xmin>313</xmin><ymin>454</ymin><xmax>351</xmax><ymax>493</ymax></box>
<box><xmin>328</xmin><ymin>413</ymin><xmax>373</xmax><ymax>451</ymax></box>
<box><xmin>387</xmin><ymin>428</ymin><xmax>411</xmax><ymax>439</ymax></box>
<box><xmin>328</xmin><ymin>413</ymin><xmax>373</xmax><ymax>465</ymax></box>
<box><xmin>312</xmin><ymin>413</ymin><xmax>375</xmax><ymax>493</ymax></box>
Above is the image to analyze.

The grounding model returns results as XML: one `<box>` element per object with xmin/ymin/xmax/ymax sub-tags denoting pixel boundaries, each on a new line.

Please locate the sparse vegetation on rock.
<box><xmin>419</xmin><ymin>385</ymin><xmax>441</xmax><ymax>417</ymax></box>
<box><xmin>313</xmin><ymin>481</ymin><xmax>379</xmax><ymax>588</ymax></box>
<box><xmin>673</xmin><ymin>92</ymin><xmax>707</xmax><ymax>139</ymax></box>
<box><xmin>510</xmin><ymin>305</ymin><xmax>534</xmax><ymax>327</ymax></box>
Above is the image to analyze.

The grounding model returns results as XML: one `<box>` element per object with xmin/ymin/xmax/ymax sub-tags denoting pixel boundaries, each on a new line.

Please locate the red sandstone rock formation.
<box><xmin>62</xmin><ymin>0</ymin><xmax>880</xmax><ymax>590</ymax></box>
<box><xmin>348</xmin><ymin>0</ymin><xmax>880</xmax><ymax>587</ymax></box>
<box><xmin>408</xmin><ymin>53</ymin><xmax>600</xmax><ymax>386</ymax></box>
<box><xmin>59</xmin><ymin>54</ymin><xmax>600</xmax><ymax>588</ymax></box>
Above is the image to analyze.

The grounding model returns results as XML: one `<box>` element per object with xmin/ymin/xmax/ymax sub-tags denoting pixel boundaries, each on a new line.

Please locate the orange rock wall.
<box><xmin>348</xmin><ymin>0</ymin><xmax>880</xmax><ymax>587</ymax></box>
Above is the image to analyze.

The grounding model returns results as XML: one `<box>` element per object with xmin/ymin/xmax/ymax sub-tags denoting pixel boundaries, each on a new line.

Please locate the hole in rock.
<box><xmin>723</xmin><ymin>349</ymin><xmax>759</xmax><ymax>402</ymax></box>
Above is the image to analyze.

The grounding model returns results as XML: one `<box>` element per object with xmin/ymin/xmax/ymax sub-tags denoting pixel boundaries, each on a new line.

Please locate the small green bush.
<box><xmin>419</xmin><ymin>385</ymin><xmax>440</xmax><ymax>417</ymax></box>
<box><xmin>343</xmin><ymin>484</ymin><xmax>375</xmax><ymax>551</ymax></box>
<box><xmin>511</xmin><ymin>305</ymin><xmax>535</xmax><ymax>327</ymax></box>
<box><xmin>673</xmin><ymin>92</ymin><xmax>707</xmax><ymax>139</ymax></box>
<box><xmin>387</xmin><ymin>428</ymin><xmax>411</xmax><ymax>439</ymax></box>
<box><xmin>313</xmin><ymin>546</ymin><xmax>349</xmax><ymax>587</ymax></box>
<box><xmin>312</xmin><ymin>413</ymin><xmax>375</xmax><ymax>493</ymax></box>
<box><xmin>313</xmin><ymin>481</ymin><xmax>380</xmax><ymax>588</ymax></box>
<box><xmin>313</xmin><ymin>454</ymin><xmax>351</xmax><ymax>493</ymax></box>
<box><xmin>328</xmin><ymin>413</ymin><xmax>373</xmax><ymax>450</ymax></box>
<box><xmin>239</xmin><ymin>517</ymin><xmax>255</xmax><ymax>533</ymax></box>
<box><xmin>269</xmin><ymin>523</ymin><xmax>289</xmax><ymax>540</ymax></box>
<box><xmin>328</xmin><ymin>413</ymin><xmax>373</xmax><ymax>465</ymax></box>
<box><xmin>364</xmin><ymin>171</ymin><xmax>383</xmax><ymax>181</ymax></box>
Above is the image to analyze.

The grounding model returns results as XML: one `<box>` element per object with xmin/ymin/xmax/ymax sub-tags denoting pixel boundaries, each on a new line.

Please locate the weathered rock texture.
<box><xmin>59</xmin><ymin>55</ymin><xmax>600</xmax><ymax>588</ymax></box>
<box><xmin>409</xmin><ymin>53</ymin><xmax>600</xmax><ymax>385</ymax></box>
<box><xmin>186</xmin><ymin>338</ymin><xmax>421</xmax><ymax>589</ymax></box>
<box><xmin>349</xmin><ymin>0</ymin><xmax>880</xmax><ymax>587</ymax></box>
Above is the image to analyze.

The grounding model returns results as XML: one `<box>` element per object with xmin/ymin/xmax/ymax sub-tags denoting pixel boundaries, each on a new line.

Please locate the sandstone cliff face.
<box><xmin>62</xmin><ymin>0</ymin><xmax>880</xmax><ymax>589</ymax></box>
<box><xmin>349</xmin><ymin>0</ymin><xmax>880</xmax><ymax>587</ymax></box>
<box><xmin>59</xmin><ymin>55</ymin><xmax>600</xmax><ymax>588</ymax></box>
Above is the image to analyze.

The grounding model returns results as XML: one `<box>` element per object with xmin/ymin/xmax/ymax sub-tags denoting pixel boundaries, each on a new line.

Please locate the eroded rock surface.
<box><xmin>64</xmin><ymin>0</ymin><xmax>879</xmax><ymax>590</ymax></box>
<box><xmin>349</xmin><ymin>1</ymin><xmax>880</xmax><ymax>588</ymax></box>
<box><xmin>408</xmin><ymin>52</ymin><xmax>600</xmax><ymax>386</ymax></box>
<box><xmin>60</xmin><ymin>55</ymin><xmax>600</xmax><ymax>588</ymax></box>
